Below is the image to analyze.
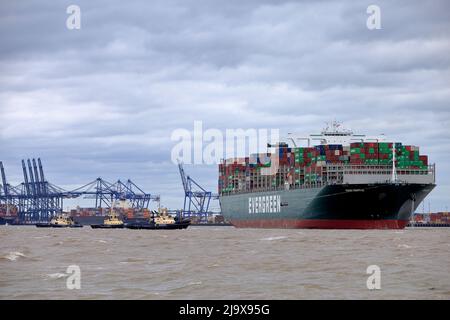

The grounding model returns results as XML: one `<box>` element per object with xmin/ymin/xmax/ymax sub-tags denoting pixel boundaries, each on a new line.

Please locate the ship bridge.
<box><xmin>286</xmin><ymin>121</ymin><xmax>386</xmax><ymax>147</ymax></box>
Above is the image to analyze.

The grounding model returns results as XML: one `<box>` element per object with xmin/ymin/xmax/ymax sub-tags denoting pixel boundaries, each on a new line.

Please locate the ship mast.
<box><xmin>110</xmin><ymin>199</ymin><xmax>116</xmax><ymax>216</ymax></box>
<box><xmin>391</xmin><ymin>142</ymin><xmax>398</xmax><ymax>183</ymax></box>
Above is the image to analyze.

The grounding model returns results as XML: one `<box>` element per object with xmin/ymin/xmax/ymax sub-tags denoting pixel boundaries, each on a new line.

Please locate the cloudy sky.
<box><xmin>0</xmin><ymin>0</ymin><xmax>449</xmax><ymax>211</ymax></box>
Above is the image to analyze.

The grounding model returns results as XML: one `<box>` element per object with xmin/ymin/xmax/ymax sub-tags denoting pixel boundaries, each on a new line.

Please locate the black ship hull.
<box><xmin>35</xmin><ymin>223</ymin><xmax>83</xmax><ymax>228</ymax></box>
<box><xmin>220</xmin><ymin>183</ymin><xmax>436</xmax><ymax>229</ymax></box>
<box><xmin>91</xmin><ymin>224</ymin><xmax>124</xmax><ymax>229</ymax></box>
<box><xmin>125</xmin><ymin>220</ymin><xmax>191</xmax><ymax>230</ymax></box>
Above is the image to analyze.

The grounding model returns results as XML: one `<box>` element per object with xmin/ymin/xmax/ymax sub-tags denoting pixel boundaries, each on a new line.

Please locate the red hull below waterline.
<box><xmin>230</xmin><ymin>219</ymin><xmax>409</xmax><ymax>229</ymax></box>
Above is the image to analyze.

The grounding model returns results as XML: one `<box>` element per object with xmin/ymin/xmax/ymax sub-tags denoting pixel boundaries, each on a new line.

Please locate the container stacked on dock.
<box><xmin>412</xmin><ymin>212</ymin><xmax>449</xmax><ymax>225</ymax></box>
<box><xmin>0</xmin><ymin>204</ymin><xmax>18</xmax><ymax>224</ymax></box>
<box><xmin>69</xmin><ymin>206</ymin><xmax>151</xmax><ymax>218</ymax></box>
<box><xmin>429</xmin><ymin>212</ymin><xmax>450</xmax><ymax>224</ymax></box>
<box><xmin>0</xmin><ymin>204</ymin><xmax>18</xmax><ymax>216</ymax></box>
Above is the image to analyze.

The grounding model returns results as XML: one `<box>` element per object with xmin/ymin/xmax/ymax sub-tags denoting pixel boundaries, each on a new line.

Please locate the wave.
<box><xmin>260</xmin><ymin>236</ymin><xmax>288</xmax><ymax>241</ymax></box>
<box><xmin>207</xmin><ymin>264</ymin><xmax>220</xmax><ymax>268</ymax></box>
<box><xmin>46</xmin><ymin>273</ymin><xmax>68</xmax><ymax>279</ymax></box>
<box><xmin>32</xmin><ymin>235</ymin><xmax>51</xmax><ymax>239</ymax></box>
<box><xmin>2</xmin><ymin>251</ymin><xmax>26</xmax><ymax>261</ymax></box>
<box><xmin>119</xmin><ymin>257</ymin><xmax>146</xmax><ymax>264</ymax></box>
<box><xmin>162</xmin><ymin>280</ymin><xmax>204</xmax><ymax>293</ymax></box>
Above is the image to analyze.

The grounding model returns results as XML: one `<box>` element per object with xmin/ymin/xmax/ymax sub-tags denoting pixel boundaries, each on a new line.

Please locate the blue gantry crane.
<box><xmin>69</xmin><ymin>178</ymin><xmax>158</xmax><ymax>209</ymax></box>
<box><xmin>0</xmin><ymin>161</ymin><xmax>20</xmax><ymax>218</ymax></box>
<box><xmin>19</xmin><ymin>158</ymin><xmax>68</xmax><ymax>222</ymax></box>
<box><xmin>0</xmin><ymin>158</ymin><xmax>66</xmax><ymax>222</ymax></box>
<box><xmin>0</xmin><ymin>161</ymin><xmax>10</xmax><ymax>203</ymax></box>
<box><xmin>178</xmin><ymin>161</ymin><xmax>219</xmax><ymax>223</ymax></box>
<box><xmin>0</xmin><ymin>159</ymin><xmax>158</xmax><ymax>223</ymax></box>
<box><xmin>114</xmin><ymin>179</ymin><xmax>158</xmax><ymax>209</ymax></box>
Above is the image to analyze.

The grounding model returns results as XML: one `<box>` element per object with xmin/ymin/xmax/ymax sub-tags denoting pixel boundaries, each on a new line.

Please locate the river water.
<box><xmin>0</xmin><ymin>226</ymin><xmax>449</xmax><ymax>299</ymax></box>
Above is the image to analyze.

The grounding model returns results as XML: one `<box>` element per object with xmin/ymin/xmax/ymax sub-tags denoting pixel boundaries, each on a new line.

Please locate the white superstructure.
<box><xmin>286</xmin><ymin>121</ymin><xmax>387</xmax><ymax>147</ymax></box>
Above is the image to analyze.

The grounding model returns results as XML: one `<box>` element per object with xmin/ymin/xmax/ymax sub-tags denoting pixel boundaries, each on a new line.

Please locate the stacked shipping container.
<box><xmin>429</xmin><ymin>212</ymin><xmax>450</xmax><ymax>224</ymax></box>
<box><xmin>219</xmin><ymin>142</ymin><xmax>430</xmax><ymax>194</ymax></box>
<box><xmin>350</xmin><ymin>142</ymin><xmax>428</xmax><ymax>169</ymax></box>
<box><xmin>413</xmin><ymin>212</ymin><xmax>449</xmax><ymax>224</ymax></box>
<box><xmin>0</xmin><ymin>204</ymin><xmax>18</xmax><ymax>217</ymax></box>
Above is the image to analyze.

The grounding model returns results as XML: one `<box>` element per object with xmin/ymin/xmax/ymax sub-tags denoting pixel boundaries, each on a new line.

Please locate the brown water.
<box><xmin>0</xmin><ymin>226</ymin><xmax>449</xmax><ymax>300</ymax></box>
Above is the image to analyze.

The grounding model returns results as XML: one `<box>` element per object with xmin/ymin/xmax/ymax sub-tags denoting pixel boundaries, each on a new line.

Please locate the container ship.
<box><xmin>219</xmin><ymin>123</ymin><xmax>436</xmax><ymax>229</ymax></box>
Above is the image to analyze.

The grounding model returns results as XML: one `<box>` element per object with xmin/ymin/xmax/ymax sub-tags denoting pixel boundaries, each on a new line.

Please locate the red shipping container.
<box><xmin>419</xmin><ymin>155</ymin><xmax>428</xmax><ymax>165</ymax></box>
<box><xmin>350</xmin><ymin>142</ymin><xmax>362</xmax><ymax>148</ymax></box>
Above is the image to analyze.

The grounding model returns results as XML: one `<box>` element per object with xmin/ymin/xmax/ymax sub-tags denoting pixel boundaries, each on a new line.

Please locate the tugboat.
<box><xmin>126</xmin><ymin>208</ymin><xmax>190</xmax><ymax>230</ymax></box>
<box><xmin>91</xmin><ymin>210</ymin><xmax>124</xmax><ymax>229</ymax></box>
<box><xmin>36</xmin><ymin>214</ymin><xmax>83</xmax><ymax>228</ymax></box>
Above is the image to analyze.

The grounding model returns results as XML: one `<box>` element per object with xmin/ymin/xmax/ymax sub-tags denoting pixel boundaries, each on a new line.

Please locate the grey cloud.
<box><xmin>0</xmin><ymin>0</ymin><xmax>449</xmax><ymax>211</ymax></box>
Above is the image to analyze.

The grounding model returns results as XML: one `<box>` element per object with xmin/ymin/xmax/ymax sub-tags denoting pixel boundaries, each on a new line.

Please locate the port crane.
<box><xmin>69</xmin><ymin>178</ymin><xmax>159</xmax><ymax>209</ymax></box>
<box><xmin>178</xmin><ymin>161</ymin><xmax>219</xmax><ymax>223</ymax></box>
<box><xmin>0</xmin><ymin>159</ymin><xmax>158</xmax><ymax>223</ymax></box>
<box><xmin>0</xmin><ymin>161</ymin><xmax>21</xmax><ymax>219</ymax></box>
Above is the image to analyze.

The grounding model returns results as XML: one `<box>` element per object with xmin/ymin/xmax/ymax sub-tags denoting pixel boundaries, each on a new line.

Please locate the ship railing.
<box><xmin>341</xmin><ymin>164</ymin><xmax>434</xmax><ymax>176</ymax></box>
<box><xmin>220</xmin><ymin>181</ymin><xmax>328</xmax><ymax>196</ymax></box>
